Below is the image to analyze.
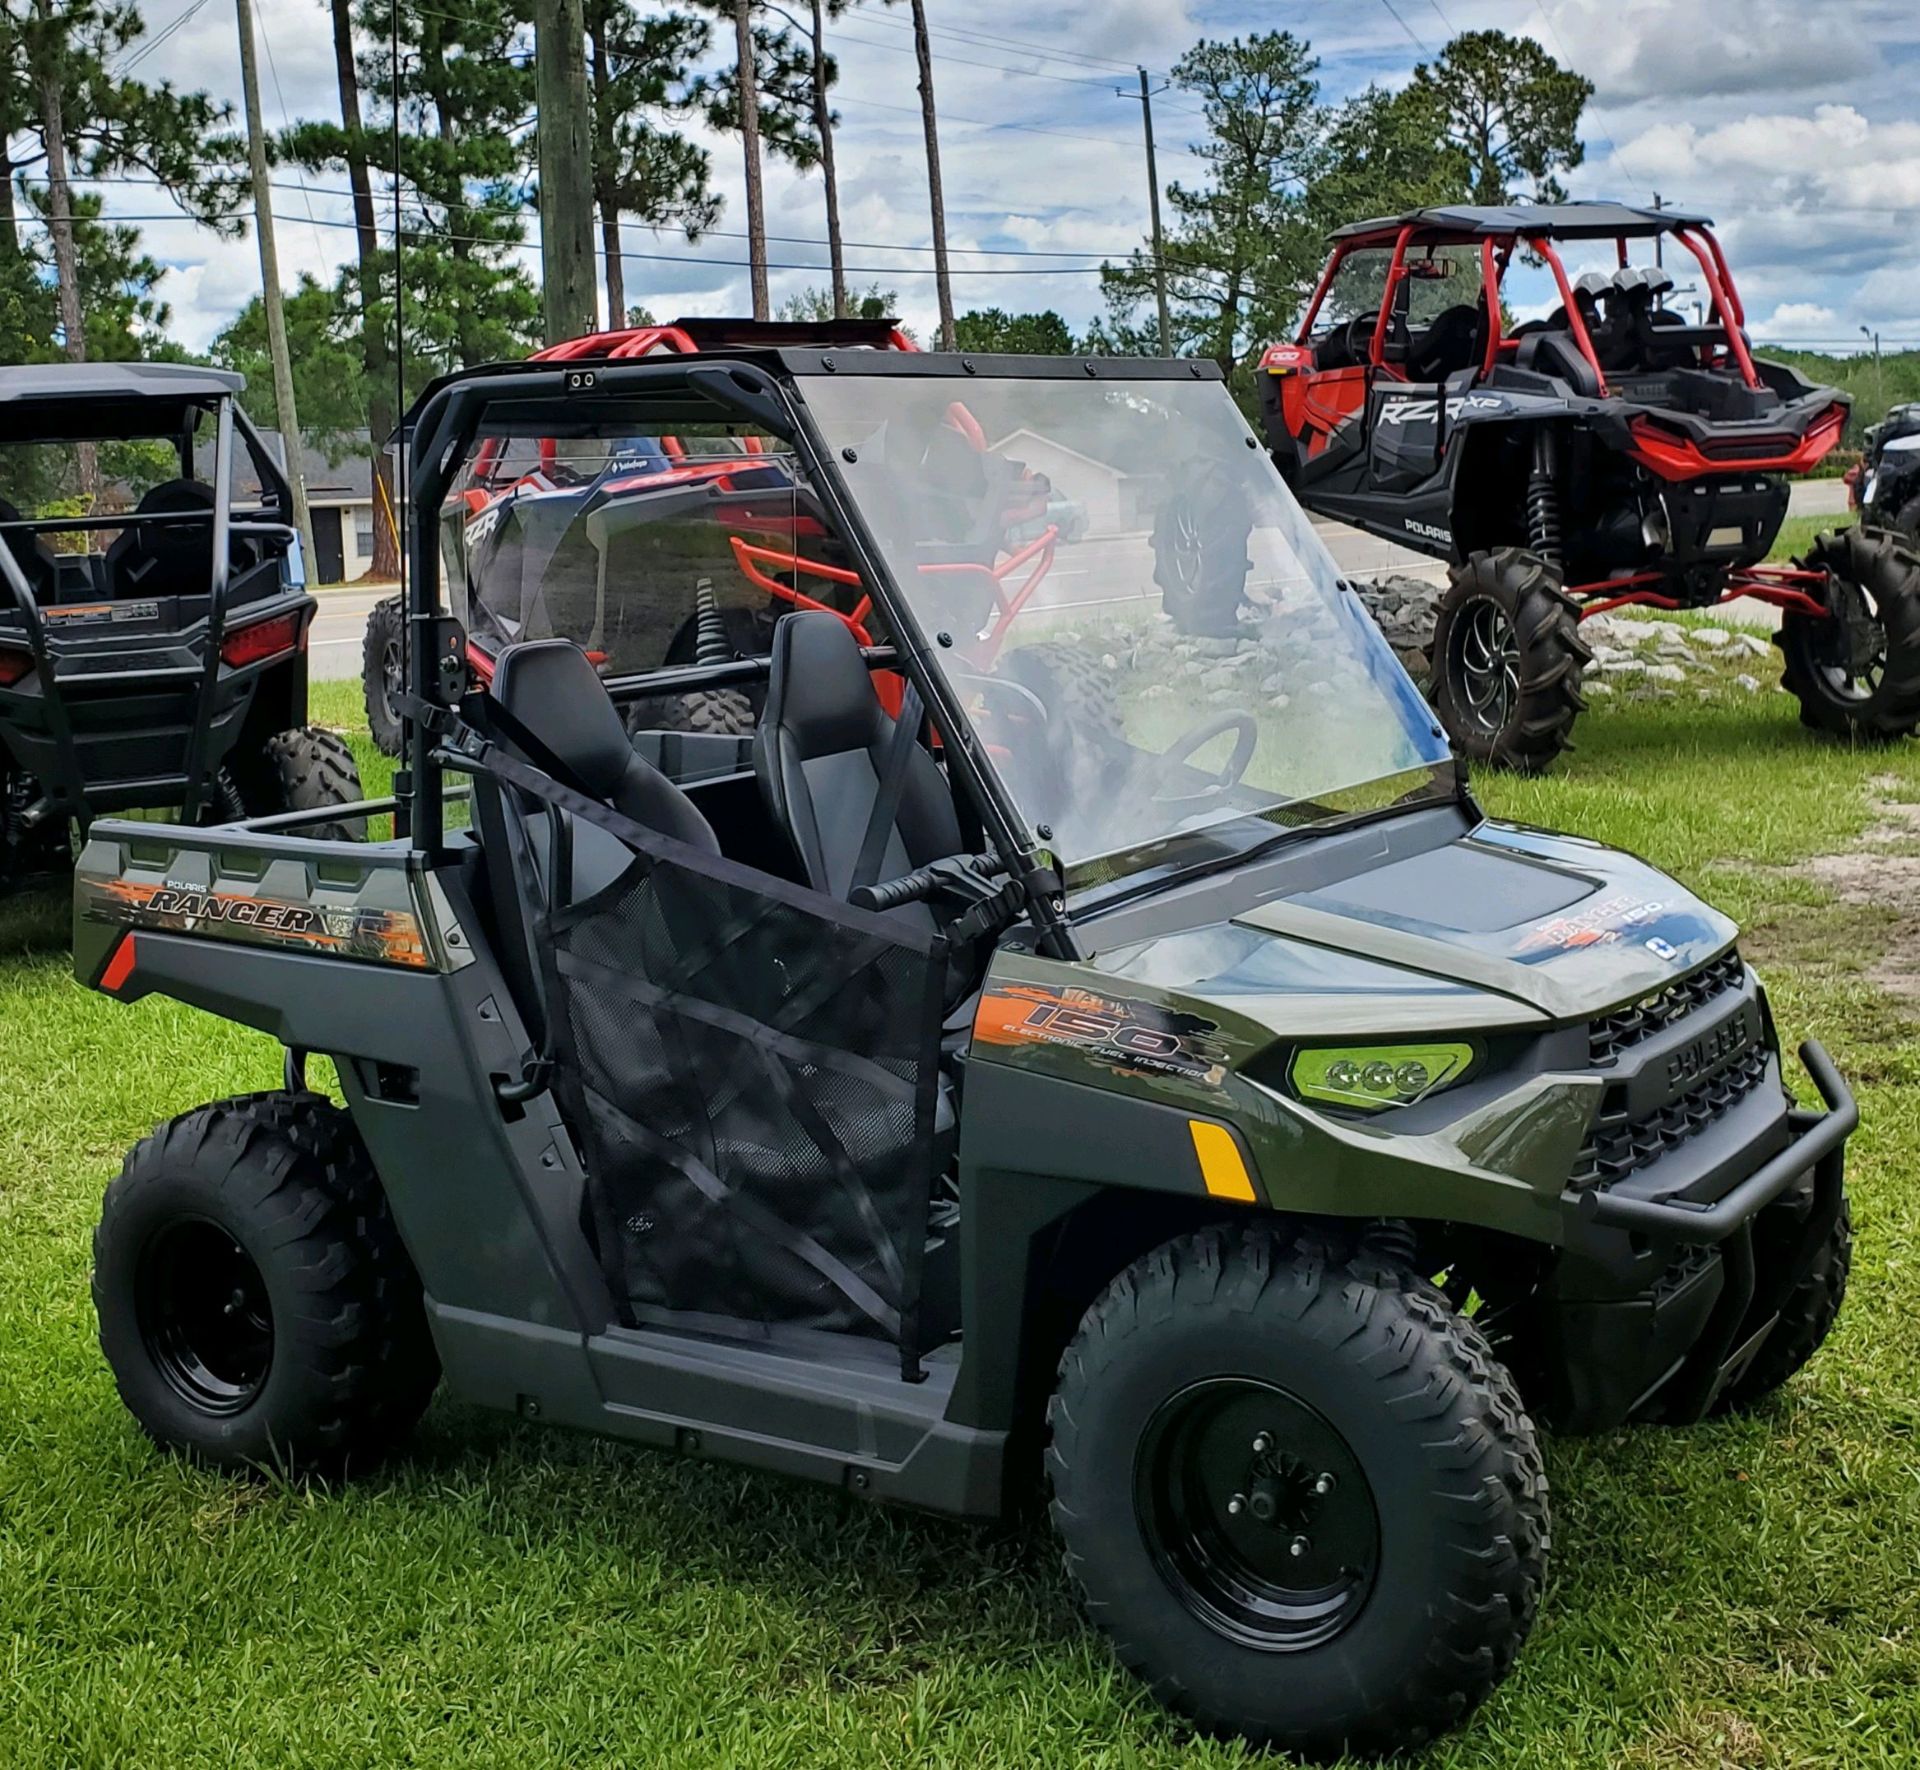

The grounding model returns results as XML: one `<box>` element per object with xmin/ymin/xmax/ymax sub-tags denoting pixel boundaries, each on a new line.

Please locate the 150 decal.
<box><xmin>974</xmin><ymin>984</ymin><xmax>1229</xmax><ymax>1084</ymax></box>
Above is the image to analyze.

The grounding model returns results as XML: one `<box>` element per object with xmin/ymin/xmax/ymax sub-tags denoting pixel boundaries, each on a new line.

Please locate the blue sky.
<box><xmin>56</xmin><ymin>0</ymin><xmax>1920</xmax><ymax>355</ymax></box>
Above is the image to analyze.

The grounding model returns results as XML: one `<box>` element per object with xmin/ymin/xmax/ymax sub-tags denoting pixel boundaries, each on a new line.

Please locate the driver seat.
<box><xmin>0</xmin><ymin>497</ymin><xmax>57</xmax><ymax>608</ymax></box>
<box><xmin>753</xmin><ymin>610</ymin><xmax>962</xmax><ymax>928</ymax></box>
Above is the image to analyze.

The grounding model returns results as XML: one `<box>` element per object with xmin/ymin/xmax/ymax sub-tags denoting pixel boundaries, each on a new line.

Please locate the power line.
<box><xmin>853</xmin><ymin>7</ymin><xmax>1142</xmax><ymax>78</ymax></box>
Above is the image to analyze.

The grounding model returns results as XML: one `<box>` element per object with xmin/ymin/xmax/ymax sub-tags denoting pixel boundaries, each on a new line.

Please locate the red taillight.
<box><xmin>0</xmin><ymin>645</ymin><xmax>32</xmax><ymax>687</ymax></box>
<box><xmin>220</xmin><ymin>609</ymin><xmax>306</xmax><ymax>667</ymax></box>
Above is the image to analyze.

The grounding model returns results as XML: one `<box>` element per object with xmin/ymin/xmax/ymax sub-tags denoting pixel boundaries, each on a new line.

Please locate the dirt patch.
<box><xmin>1786</xmin><ymin>776</ymin><xmax>1920</xmax><ymax>1004</ymax></box>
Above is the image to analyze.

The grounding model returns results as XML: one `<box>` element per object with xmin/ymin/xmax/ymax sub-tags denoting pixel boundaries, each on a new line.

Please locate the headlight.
<box><xmin>1290</xmin><ymin>1042</ymin><xmax>1476</xmax><ymax>1112</ymax></box>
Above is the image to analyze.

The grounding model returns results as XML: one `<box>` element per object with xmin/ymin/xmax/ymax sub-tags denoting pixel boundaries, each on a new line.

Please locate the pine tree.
<box><xmin>584</xmin><ymin>0</ymin><xmax>717</xmax><ymax>327</ymax></box>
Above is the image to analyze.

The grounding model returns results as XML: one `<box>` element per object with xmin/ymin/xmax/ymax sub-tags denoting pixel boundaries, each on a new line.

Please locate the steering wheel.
<box><xmin>1141</xmin><ymin>709</ymin><xmax>1259</xmax><ymax>805</ymax></box>
<box><xmin>1341</xmin><ymin>312</ymin><xmax>1379</xmax><ymax>366</ymax></box>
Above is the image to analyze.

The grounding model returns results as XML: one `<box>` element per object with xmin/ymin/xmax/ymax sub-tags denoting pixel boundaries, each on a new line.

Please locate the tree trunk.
<box><xmin>591</xmin><ymin>30</ymin><xmax>624</xmax><ymax>327</ymax></box>
<box><xmin>328</xmin><ymin>0</ymin><xmax>399</xmax><ymax>579</ymax></box>
<box><xmin>908</xmin><ymin>0</ymin><xmax>953</xmax><ymax>349</ymax></box>
<box><xmin>535</xmin><ymin>0</ymin><xmax>595</xmax><ymax>345</ymax></box>
<box><xmin>30</xmin><ymin>1</ymin><xmax>95</xmax><ymax>502</ymax></box>
<box><xmin>809</xmin><ymin>0</ymin><xmax>844</xmax><ymax>318</ymax></box>
<box><xmin>734</xmin><ymin>0</ymin><xmax>769</xmax><ymax>320</ymax></box>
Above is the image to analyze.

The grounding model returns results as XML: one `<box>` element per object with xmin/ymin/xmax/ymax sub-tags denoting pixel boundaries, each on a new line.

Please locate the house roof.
<box><xmin>192</xmin><ymin>429</ymin><xmax>376</xmax><ymax>504</ymax></box>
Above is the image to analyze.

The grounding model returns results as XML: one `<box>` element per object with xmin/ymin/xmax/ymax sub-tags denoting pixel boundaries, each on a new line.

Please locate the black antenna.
<box><xmin>390</xmin><ymin>0</ymin><xmax>415</xmax><ymax>842</ymax></box>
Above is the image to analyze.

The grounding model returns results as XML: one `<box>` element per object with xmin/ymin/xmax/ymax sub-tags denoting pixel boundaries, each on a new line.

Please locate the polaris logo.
<box><xmin>1404</xmin><ymin>519</ymin><xmax>1452</xmax><ymax>543</ymax></box>
<box><xmin>1665</xmin><ymin>1016</ymin><xmax>1751</xmax><ymax>1089</ymax></box>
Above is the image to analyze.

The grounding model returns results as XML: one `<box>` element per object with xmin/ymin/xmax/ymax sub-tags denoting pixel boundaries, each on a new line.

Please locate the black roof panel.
<box><xmin>1329</xmin><ymin>201</ymin><xmax>1714</xmax><ymax>242</ymax></box>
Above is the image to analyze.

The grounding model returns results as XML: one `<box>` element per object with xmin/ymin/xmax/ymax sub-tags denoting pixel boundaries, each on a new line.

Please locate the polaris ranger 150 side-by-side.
<box><xmin>0</xmin><ymin>363</ymin><xmax>362</xmax><ymax>882</ymax></box>
<box><xmin>1254</xmin><ymin>203</ymin><xmax>1920</xmax><ymax>770</ymax></box>
<box><xmin>80</xmin><ymin>347</ymin><xmax>1854</xmax><ymax>1758</ymax></box>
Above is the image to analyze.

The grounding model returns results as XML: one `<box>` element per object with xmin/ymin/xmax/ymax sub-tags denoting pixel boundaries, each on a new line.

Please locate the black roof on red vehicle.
<box><xmin>1329</xmin><ymin>201</ymin><xmax>1713</xmax><ymax>242</ymax></box>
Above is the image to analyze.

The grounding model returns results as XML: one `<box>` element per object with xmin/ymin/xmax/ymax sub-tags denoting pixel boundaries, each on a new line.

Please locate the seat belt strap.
<box><xmin>849</xmin><ymin>682</ymin><xmax>924</xmax><ymax>895</ymax></box>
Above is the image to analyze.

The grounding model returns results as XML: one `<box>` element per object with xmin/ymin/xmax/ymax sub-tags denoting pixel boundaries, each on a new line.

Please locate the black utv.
<box><xmin>0</xmin><ymin>362</ymin><xmax>362</xmax><ymax>882</ymax></box>
<box><xmin>1253</xmin><ymin>203</ymin><xmax>1919</xmax><ymax>770</ymax></box>
<box><xmin>80</xmin><ymin>348</ymin><xmax>1854</xmax><ymax>1758</ymax></box>
<box><xmin>1858</xmin><ymin>402</ymin><xmax>1920</xmax><ymax>539</ymax></box>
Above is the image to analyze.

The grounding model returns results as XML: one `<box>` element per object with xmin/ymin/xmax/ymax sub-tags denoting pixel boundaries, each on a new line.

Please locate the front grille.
<box><xmin>1589</xmin><ymin>950</ymin><xmax>1745</xmax><ymax>1067</ymax></box>
<box><xmin>1570</xmin><ymin>1044</ymin><xmax>1770</xmax><ymax>1192</ymax></box>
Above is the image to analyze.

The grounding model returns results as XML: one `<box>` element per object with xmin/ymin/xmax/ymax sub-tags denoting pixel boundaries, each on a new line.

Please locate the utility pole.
<box><xmin>1652</xmin><ymin>190</ymin><xmax>1663</xmax><ymax>273</ymax></box>
<box><xmin>234</xmin><ymin>0</ymin><xmax>316</xmax><ymax>575</ymax></box>
<box><xmin>535</xmin><ymin>0</ymin><xmax>596</xmax><ymax>341</ymax></box>
<box><xmin>909</xmin><ymin>0</ymin><xmax>954</xmax><ymax>350</ymax></box>
<box><xmin>734</xmin><ymin>0</ymin><xmax>770</xmax><ymax>320</ymax></box>
<box><xmin>1124</xmin><ymin>67</ymin><xmax>1171</xmax><ymax>357</ymax></box>
<box><xmin>1862</xmin><ymin>324</ymin><xmax>1884</xmax><ymax>406</ymax></box>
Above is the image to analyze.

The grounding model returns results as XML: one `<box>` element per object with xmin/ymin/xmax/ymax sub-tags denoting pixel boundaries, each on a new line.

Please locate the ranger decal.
<box><xmin>83</xmin><ymin>878</ymin><xmax>431</xmax><ymax>968</ymax></box>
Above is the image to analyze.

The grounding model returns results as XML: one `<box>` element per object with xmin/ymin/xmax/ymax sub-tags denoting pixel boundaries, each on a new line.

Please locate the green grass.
<box><xmin>1769</xmin><ymin>513</ymin><xmax>1850</xmax><ymax>562</ymax></box>
<box><xmin>8</xmin><ymin>671</ymin><xmax>1920</xmax><ymax>1766</ymax></box>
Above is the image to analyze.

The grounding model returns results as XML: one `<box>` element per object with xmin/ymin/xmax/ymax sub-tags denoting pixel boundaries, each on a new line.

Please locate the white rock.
<box><xmin>1646</xmin><ymin>662</ymin><xmax>1688</xmax><ymax>682</ymax></box>
<box><xmin>1735</xmin><ymin>633</ymin><xmax>1772</xmax><ymax>658</ymax></box>
<box><xmin>1143</xmin><ymin>683</ymin><xmax>1172</xmax><ymax>699</ymax></box>
<box><xmin>1100</xmin><ymin>653</ymin><xmax>1119</xmax><ymax>670</ymax></box>
<box><xmin>1734</xmin><ymin>673</ymin><xmax>1761</xmax><ymax>692</ymax></box>
<box><xmin>1598</xmin><ymin>657</ymin><xmax>1647</xmax><ymax>675</ymax></box>
<box><xmin>1690</xmin><ymin>626</ymin><xmax>1734</xmax><ymax>648</ymax></box>
<box><xmin>1585</xmin><ymin>679</ymin><xmax>1615</xmax><ymax>697</ymax></box>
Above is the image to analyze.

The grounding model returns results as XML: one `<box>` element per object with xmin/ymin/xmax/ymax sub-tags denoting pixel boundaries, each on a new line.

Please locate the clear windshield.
<box><xmin>802</xmin><ymin>371</ymin><xmax>1450</xmax><ymax>890</ymax></box>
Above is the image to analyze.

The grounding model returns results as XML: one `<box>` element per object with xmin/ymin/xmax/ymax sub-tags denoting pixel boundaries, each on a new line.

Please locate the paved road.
<box><xmin>305</xmin><ymin>476</ymin><xmax>1855</xmax><ymax>680</ymax></box>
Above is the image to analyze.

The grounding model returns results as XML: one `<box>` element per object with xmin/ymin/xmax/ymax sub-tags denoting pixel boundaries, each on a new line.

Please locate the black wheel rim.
<box><xmin>136</xmin><ymin>1216</ymin><xmax>273</xmax><ymax>1415</ymax></box>
<box><xmin>1134</xmin><ymin>1377</ymin><xmax>1379</xmax><ymax>1653</ymax></box>
<box><xmin>1450</xmin><ymin>596</ymin><xmax>1521</xmax><ymax>734</ymax></box>
<box><xmin>1810</xmin><ymin>576</ymin><xmax>1886</xmax><ymax>704</ymax></box>
<box><xmin>381</xmin><ymin>632</ymin><xmax>405</xmax><ymax>708</ymax></box>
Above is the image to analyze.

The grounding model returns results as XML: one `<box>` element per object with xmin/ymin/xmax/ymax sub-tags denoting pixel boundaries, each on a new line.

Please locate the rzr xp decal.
<box><xmin>81</xmin><ymin>878</ymin><xmax>432</xmax><ymax>969</ymax></box>
<box><xmin>973</xmin><ymin>983</ymin><xmax>1230</xmax><ymax>1085</ymax></box>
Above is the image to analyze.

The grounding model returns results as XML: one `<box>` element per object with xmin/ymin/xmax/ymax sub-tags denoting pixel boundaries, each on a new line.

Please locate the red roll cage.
<box><xmin>1290</xmin><ymin>219</ymin><xmax>1764</xmax><ymax>399</ymax></box>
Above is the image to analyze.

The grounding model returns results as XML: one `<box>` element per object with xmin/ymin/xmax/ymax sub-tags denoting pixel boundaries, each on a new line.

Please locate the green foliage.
<box><xmin>695</xmin><ymin>4</ymin><xmax>829</xmax><ymax>172</ymax></box>
<box><xmin>1404</xmin><ymin>29</ymin><xmax>1593</xmax><ymax>205</ymax></box>
<box><xmin>586</xmin><ymin>1</ymin><xmax>718</xmax><ymax>237</ymax></box>
<box><xmin>282</xmin><ymin>0</ymin><xmax>542</xmax><ymax>380</ymax></box>
<box><xmin>210</xmin><ymin>276</ymin><xmax>370</xmax><ymax>462</ymax></box>
<box><xmin>1097</xmin><ymin>25</ymin><xmax>1589</xmax><ymax>372</ymax></box>
<box><xmin>777</xmin><ymin>280</ymin><xmax>898</xmax><ymax>323</ymax></box>
<box><xmin>953</xmin><ymin>309</ymin><xmax>1077</xmax><ymax>355</ymax></box>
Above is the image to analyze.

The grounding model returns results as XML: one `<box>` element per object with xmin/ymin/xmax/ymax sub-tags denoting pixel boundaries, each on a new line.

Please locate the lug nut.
<box><xmin>1251</xmin><ymin>1432</ymin><xmax>1273</xmax><ymax>1456</ymax></box>
<box><xmin>1227</xmin><ymin>1493</ymin><xmax>1246</xmax><ymax>1517</ymax></box>
<box><xmin>1289</xmin><ymin>1536</ymin><xmax>1311</xmax><ymax>1559</ymax></box>
<box><xmin>1313</xmin><ymin>1473</ymin><xmax>1336</xmax><ymax>1496</ymax></box>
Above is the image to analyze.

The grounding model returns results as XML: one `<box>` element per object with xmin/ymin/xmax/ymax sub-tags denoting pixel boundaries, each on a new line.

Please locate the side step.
<box><xmin>428</xmin><ymin>1303</ymin><xmax>1006</xmax><ymax>1517</ymax></box>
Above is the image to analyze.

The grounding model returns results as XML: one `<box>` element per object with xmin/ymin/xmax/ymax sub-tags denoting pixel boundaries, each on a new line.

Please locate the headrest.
<box><xmin>1613</xmin><ymin>265</ymin><xmax>1675</xmax><ymax>299</ymax></box>
<box><xmin>134</xmin><ymin>478</ymin><xmax>217</xmax><ymax>516</ymax></box>
<box><xmin>1574</xmin><ymin>271</ymin><xmax>1612</xmax><ymax>300</ymax></box>
<box><xmin>767</xmin><ymin>610</ymin><xmax>884</xmax><ymax>757</ymax></box>
<box><xmin>492</xmin><ymin>639</ymin><xmax>639</xmax><ymax>799</ymax></box>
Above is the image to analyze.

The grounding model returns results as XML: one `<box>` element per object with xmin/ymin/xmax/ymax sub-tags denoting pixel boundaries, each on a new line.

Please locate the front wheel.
<box><xmin>1430</xmin><ymin>548</ymin><xmax>1589</xmax><ymax>773</ymax></box>
<box><xmin>1779</xmin><ymin>527</ymin><xmax>1920</xmax><ymax>741</ymax></box>
<box><xmin>361</xmin><ymin>592</ymin><xmax>406</xmax><ymax>756</ymax></box>
<box><xmin>1047</xmin><ymin>1226</ymin><xmax>1547</xmax><ymax>1758</ymax></box>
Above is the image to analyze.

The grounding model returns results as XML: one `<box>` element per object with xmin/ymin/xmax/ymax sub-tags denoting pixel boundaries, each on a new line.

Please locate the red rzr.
<box><xmin>1252</xmin><ymin>202</ymin><xmax>1917</xmax><ymax>771</ymax></box>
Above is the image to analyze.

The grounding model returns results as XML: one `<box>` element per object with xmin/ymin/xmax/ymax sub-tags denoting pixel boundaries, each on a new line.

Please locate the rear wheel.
<box><xmin>623</xmin><ymin>686</ymin><xmax>757</xmax><ymax>739</ymax></box>
<box><xmin>93</xmin><ymin>1096</ymin><xmax>436</xmax><ymax>1473</ymax></box>
<box><xmin>1047</xmin><ymin>1225</ymin><xmax>1547</xmax><ymax>1758</ymax></box>
<box><xmin>1431</xmin><ymin>547</ymin><xmax>1589</xmax><ymax>773</ymax></box>
<box><xmin>361</xmin><ymin>593</ymin><xmax>406</xmax><ymax>756</ymax></box>
<box><xmin>1778</xmin><ymin>527</ymin><xmax>1920</xmax><ymax>741</ymax></box>
<box><xmin>235</xmin><ymin>727</ymin><xmax>366</xmax><ymax>840</ymax></box>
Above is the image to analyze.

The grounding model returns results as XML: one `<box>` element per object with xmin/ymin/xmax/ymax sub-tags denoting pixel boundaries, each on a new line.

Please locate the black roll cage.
<box><xmin>0</xmin><ymin>392</ymin><xmax>303</xmax><ymax>822</ymax></box>
<box><xmin>401</xmin><ymin>351</ymin><xmax>1226</xmax><ymax>959</ymax></box>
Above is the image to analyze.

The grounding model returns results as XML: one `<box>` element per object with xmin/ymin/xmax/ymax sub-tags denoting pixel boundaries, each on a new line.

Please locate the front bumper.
<box><xmin>1577</xmin><ymin>1039</ymin><xmax>1854</xmax><ymax>1242</ymax></box>
<box><xmin>1545</xmin><ymin>1039</ymin><xmax>1853</xmax><ymax>1430</ymax></box>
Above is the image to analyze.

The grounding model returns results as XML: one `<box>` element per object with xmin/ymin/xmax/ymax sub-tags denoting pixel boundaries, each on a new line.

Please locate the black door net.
<box><xmin>473</xmin><ymin>744</ymin><xmax>948</xmax><ymax>1369</ymax></box>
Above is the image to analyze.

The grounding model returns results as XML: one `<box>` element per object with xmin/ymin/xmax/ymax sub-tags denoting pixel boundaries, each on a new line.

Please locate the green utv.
<box><xmin>79</xmin><ymin>350</ymin><xmax>1855</xmax><ymax>1758</ymax></box>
